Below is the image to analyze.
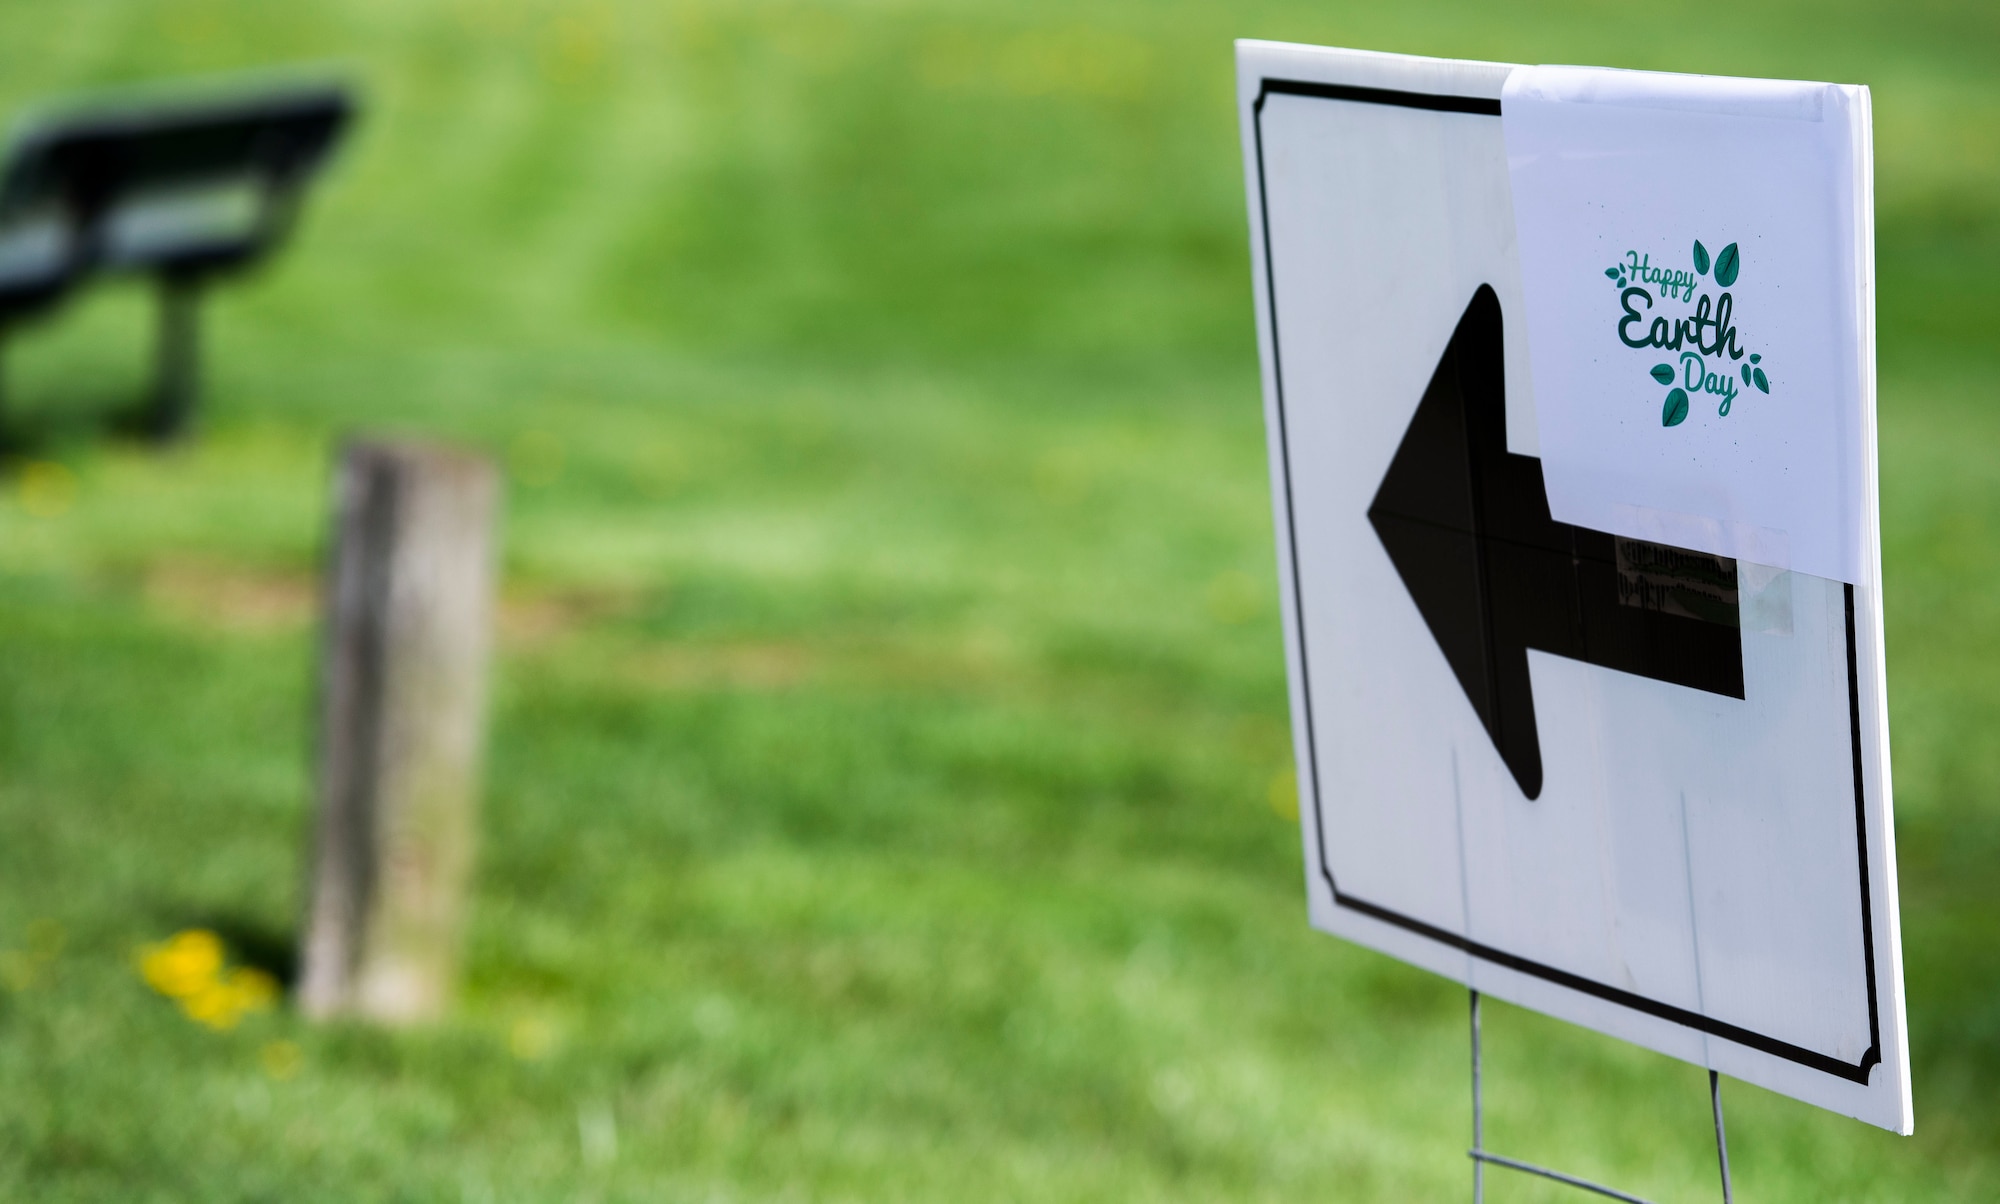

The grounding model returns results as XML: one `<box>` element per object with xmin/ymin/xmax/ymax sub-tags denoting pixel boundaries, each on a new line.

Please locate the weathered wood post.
<box><xmin>299</xmin><ymin>440</ymin><xmax>500</xmax><ymax>1023</ymax></box>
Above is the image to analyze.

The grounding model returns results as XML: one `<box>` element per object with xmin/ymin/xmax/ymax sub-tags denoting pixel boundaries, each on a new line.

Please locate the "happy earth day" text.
<box><xmin>1603</xmin><ymin>239</ymin><xmax>1769</xmax><ymax>427</ymax></box>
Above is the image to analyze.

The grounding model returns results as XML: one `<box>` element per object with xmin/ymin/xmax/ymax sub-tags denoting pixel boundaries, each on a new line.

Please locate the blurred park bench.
<box><xmin>0</xmin><ymin>78</ymin><xmax>353</xmax><ymax>444</ymax></box>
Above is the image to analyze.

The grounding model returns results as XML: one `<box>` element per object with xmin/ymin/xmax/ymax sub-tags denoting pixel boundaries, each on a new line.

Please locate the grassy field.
<box><xmin>1</xmin><ymin>0</ymin><xmax>1996</xmax><ymax>1199</ymax></box>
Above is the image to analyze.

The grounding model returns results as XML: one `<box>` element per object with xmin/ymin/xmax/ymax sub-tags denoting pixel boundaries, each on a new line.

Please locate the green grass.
<box><xmin>0</xmin><ymin>0</ymin><xmax>1996</xmax><ymax>1199</ymax></box>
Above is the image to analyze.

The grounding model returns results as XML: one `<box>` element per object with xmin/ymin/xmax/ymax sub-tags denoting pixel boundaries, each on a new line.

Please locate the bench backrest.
<box><xmin>0</xmin><ymin>80</ymin><xmax>354</xmax><ymax>316</ymax></box>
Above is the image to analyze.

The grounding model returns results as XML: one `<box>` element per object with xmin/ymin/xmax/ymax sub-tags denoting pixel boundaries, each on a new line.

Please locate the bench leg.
<box><xmin>148</xmin><ymin>276</ymin><xmax>201</xmax><ymax>442</ymax></box>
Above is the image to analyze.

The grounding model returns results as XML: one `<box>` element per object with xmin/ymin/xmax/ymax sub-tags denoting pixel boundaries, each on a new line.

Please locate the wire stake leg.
<box><xmin>1710</xmin><ymin>1070</ymin><xmax>1734</xmax><ymax>1203</ymax></box>
<box><xmin>1471</xmin><ymin>990</ymin><xmax>1483</xmax><ymax>1204</ymax></box>
<box><xmin>1467</xmin><ymin>987</ymin><xmax>1665</xmax><ymax>1204</ymax></box>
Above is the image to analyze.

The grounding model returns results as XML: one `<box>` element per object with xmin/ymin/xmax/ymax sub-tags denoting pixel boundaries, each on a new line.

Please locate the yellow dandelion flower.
<box><xmin>19</xmin><ymin>461</ymin><xmax>77</xmax><ymax>519</ymax></box>
<box><xmin>139</xmin><ymin>929</ymin><xmax>225</xmax><ymax>999</ymax></box>
<box><xmin>1268</xmin><ymin>769</ymin><xmax>1299</xmax><ymax>822</ymax></box>
<box><xmin>137</xmin><ymin>929</ymin><xmax>284</xmax><ymax>1030</ymax></box>
<box><xmin>261</xmin><ymin>1039</ymin><xmax>303</xmax><ymax>1081</ymax></box>
<box><xmin>509</xmin><ymin>1016</ymin><xmax>557</xmax><ymax>1061</ymax></box>
<box><xmin>181</xmin><ymin>980</ymin><xmax>244</xmax><ymax>1030</ymax></box>
<box><xmin>229</xmin><ymin>967</ymin><xmax>280</xmax><ymax>1014</ymax></box>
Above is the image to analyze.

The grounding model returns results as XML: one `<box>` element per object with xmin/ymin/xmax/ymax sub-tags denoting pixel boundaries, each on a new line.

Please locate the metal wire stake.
<box><xmin>1467</xmin><ymin>986</ymin><xmax>1662</xmax><ymax>1204</ymax></box>
<box><xmin>1471</xmin><ymin>990</ymin><xmax>1484</xmax><ymax>1204</ymax></box>
<box><xmin>1710</xmin><ymin>1070</ymin><xmax>1734</xmax><ymax>1203</ymax></box>
<box><xmin>1465</xmin><ymin>991</ymin><xmax>1736</xmax><ymax>1203</ymax></box>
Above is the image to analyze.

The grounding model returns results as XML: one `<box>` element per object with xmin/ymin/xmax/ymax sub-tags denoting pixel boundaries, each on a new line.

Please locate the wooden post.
<box><xmin>299</xmin><ymin>440</ymin><xmax>500</xmax><ymax>1022</ymax></box>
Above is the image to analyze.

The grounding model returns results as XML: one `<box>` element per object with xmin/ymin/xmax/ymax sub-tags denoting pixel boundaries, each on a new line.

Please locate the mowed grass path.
<box><xmin>1</xmin><ymin>1</ymin><xmax>1996</xmax><ymax>1200</ymax></box>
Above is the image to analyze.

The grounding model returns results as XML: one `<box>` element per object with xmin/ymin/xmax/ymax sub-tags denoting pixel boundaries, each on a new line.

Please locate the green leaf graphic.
<box><xmin>1752</xmin><ymin>368</ymin><xmax>1769</xmax><ymax>393</ymax></box>
<box><xmin>1663</xmin><ymin>388</ymin><xmax>1690</xmax><ymax>427</ymax></box>
<box><xmin>1605</xmin><ymin>267</ymin><xmax>1621</xmax><ymax>280</ymax></box>
<box><xmin>1651</xmin><ymin>363</ymin><xmax>1676</xmax><ymax>385</ymax></box>
<box><xmin>1749</xmin><ymin>353</ymin><xmax>1761</xmax><ymax>364</ymax></box>
<box><xmin>1714</xmin><ymin>242</ymin><xmax>1741</xmax><ymax>287</ymax></box>
<box><xmin>1693</xmin><ymin>240</ymin><xmax>1710</xmax><ymax>274</ymax></box>
<box><xmin>1742</xmin><ymin>365</ymin><xmax>1752</xmax><ymax>384</ymax></box>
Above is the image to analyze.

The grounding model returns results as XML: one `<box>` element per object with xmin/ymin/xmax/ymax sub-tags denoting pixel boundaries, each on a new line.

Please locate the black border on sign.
<box><xmin>1250</xmin><ymin>78</ymin><xmax>1882</xmax><ymax>1084</ymax></box>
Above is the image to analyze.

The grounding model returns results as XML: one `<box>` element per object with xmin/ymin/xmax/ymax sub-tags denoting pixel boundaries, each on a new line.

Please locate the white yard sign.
<box><xmin>1236</xmin><ymin>41</ymin><xmax>1910</xmax><ymax>1132</ymax></box>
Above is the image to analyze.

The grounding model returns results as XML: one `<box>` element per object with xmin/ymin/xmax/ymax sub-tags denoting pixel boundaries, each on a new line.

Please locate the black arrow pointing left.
<box><xmin>1368</xmin><ymin>285</ymin><xmax>1745</xmax><ymax>799</ymax></box>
